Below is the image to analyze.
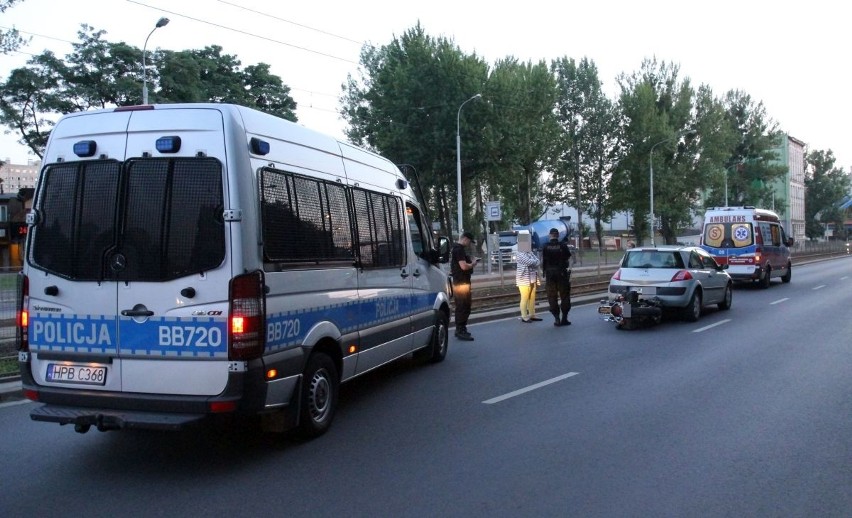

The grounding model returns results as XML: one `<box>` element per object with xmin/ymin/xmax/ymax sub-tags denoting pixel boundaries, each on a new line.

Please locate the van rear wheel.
<box><xmin>296</xmin><ymin>352</ymin><xmax>338</xmax><ymax>440</ymax></box>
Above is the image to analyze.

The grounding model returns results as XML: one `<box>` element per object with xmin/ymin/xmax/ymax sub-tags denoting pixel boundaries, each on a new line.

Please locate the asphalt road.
<box><xmin>1</xmin><ymin>256</ymin><xmax>850</xmax><ymax>516</ymax></box>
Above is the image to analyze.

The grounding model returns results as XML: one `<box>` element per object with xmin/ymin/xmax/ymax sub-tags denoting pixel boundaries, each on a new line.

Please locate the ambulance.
<box><xmin>700</xmin><ymin>206</ymin><xmax>793</xmax><ymax>288</ymax></box>
<box><xmin>17</xmin><ymin>103</ymin><xmax>452</xmax><ymax>439</ymax></box>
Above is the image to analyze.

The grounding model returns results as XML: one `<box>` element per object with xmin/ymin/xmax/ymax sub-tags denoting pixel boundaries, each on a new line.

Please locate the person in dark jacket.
<box><xmin>450</xmin><ymin>231</ymin><xmax>479</xmax><ymax>340</ymax></box>
<box><xmin>541</xmin><ymin>228</ymin><xmax>576</xmax><ymax>326</ymax></box>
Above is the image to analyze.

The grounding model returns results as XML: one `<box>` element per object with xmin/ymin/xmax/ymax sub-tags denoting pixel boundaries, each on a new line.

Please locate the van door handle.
<box><xmin>121</xmin><ymin>308</ymin><xmax>155</xmax><ymax>317</ymax></box>
<box><xmin>413</xmin><ymin>269</ymin><xmax>421</xmax><ymax>277</ymax></box>
<box><xmin>400</xmin><ymin>270</ymin><xmax>409</xmax><ymax>278</ymax></box>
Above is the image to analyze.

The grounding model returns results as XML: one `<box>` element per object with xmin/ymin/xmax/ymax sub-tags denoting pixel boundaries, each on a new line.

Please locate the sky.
<box><xmin>1</xmin><ymin>0</ymin><xmax>850</xmax><ymax>170</ymax></box>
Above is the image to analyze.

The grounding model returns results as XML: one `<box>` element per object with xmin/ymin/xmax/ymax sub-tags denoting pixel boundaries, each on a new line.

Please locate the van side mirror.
<box><xmin>437</xmin><ymin>236</ymin><xmax>451</xmax><ymax>264</ymax></box>
<box><xmin>786</xmin><ymin>237</ymin><xmax>794</xmax><ymax>247</ymax></box>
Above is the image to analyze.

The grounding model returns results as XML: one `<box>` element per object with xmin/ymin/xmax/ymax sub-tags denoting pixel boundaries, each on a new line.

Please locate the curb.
<box><xmin>0</xmin><ymin>377</ymin><xmax>23</xmax><ymax>404</ymax></box>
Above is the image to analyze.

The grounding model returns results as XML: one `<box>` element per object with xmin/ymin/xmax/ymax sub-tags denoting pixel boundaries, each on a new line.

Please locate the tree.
<box><xmin>614</xmin><ymin>58</ymin><xmax>700</xmax><ymax>245</ymax></box>
<box><xmin>804</xmin><ymin>149</ymin><xmax>851</xmax><ymax>239</ymax></box>
<box><xmin>341</xmin><ymin>24</ymin><xmax>488</xmax><ymax>236</ymax></box>
<box><xmin>715</xmin><ymin>90</ymin><xmax>787</xmax><ymax>209</ymax></box>
<box><xmin>0</xmin><ymin>26</ymin><xmax>297</xmax><ymax>158</ymax></box>
<box><xmin>159</xmin><ymin>47</ymin><xmax>296</xmax><ymax>120</ymax></box>
<box><xmin>0</xmin><ymin>0</ymin><xmax>28</xmax><ymax>55</ymax></box>
<box><xmin>479</xmin><ymin>57</ymin><xmax>559</xmax><ymax>229</ymax></box>
<box><xmin>552</xmin><ymin>56</ymin><xmax>621</xmax><ymax>251</ymax></box>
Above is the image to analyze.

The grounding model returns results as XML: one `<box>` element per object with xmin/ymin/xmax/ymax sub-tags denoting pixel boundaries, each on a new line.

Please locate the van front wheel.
<box><xmin>296</xmin><ymin>352</ymin><xmax>338</xmax><ymax>440</ymax></box>
<box><xmin>428</xmin><ymin>311</ymin><xmax>449</xmax><ymax>363</ymax></box>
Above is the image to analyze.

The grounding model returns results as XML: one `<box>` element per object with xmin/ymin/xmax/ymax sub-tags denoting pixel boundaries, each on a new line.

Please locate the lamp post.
<box><xmin>142</xmin><ymin>17</ymin><xmax>170</xmax><ymax>105</ymax></box>
<box><xmin>648</xmin><ymin>128</ymin><xmax>695</xmax><ymax>246</ymax></box>
<box><xmin>456</xmin><ymin>93</ymin><xmax>481</xmax><ymax>237</ymax></box>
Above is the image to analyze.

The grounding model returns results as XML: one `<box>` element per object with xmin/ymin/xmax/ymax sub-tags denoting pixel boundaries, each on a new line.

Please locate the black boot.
<box><xmin>561</xmin><ymin>313</ymin><xmax>571</xmax><ymax>326</ymax></box>
<box><xmin>553</xmin><ymin>314</ymin><xmax>561</xmax><ymax>326</ymax></box>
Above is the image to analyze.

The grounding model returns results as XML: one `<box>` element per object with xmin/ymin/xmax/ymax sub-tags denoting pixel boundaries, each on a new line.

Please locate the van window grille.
<box><xmin>30</xmin><ymin>160</ymin><xmax>121</xmax><ymax>279</ymax></box>
<box><xmin>260</xmin><ymin>168</ymin><xmax>354</xmax><ymax>263</ymax></box>
<box><xmin>122</xmin><ymin>158</ymin><xmax>225</xmax><ymax>280</ymax></box>
<box><xmin>351</xmin><ymin>187</ymin><xmax>404</xmax><ymax>268</ymax></box>
<box><xmin>28</xmin><ymin>158</ymin><xmax>225</xmax><ymax>282</ymax></box>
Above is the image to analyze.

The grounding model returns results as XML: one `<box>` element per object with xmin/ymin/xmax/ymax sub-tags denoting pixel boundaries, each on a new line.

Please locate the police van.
<box><xmin>700</xmin><ymin>206</ymin><xmax>793</xmax><ymax>288</ymax></box>
<box><xmin>17</xmin><ymin>103</ymin><xmax>452</xmax><ymax>439</ymax></box>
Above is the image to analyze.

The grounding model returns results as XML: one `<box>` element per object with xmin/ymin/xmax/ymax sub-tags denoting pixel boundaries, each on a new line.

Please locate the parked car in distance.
<box><xmin>606</xmin><ymin>246</ymin><xmax>733</xmax><ymax>322</ymax></box>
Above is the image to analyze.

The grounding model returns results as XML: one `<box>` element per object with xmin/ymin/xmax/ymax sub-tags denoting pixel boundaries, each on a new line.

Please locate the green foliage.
<box><xmin>0</xmin><ymin>24</ymin><xmax>297</xmax><ymax>158</ymax></box>
<box><xmin>552</xmin><ymin>56</ymin><xmax>621</xmax><ymax>249</ymax></box>
<box><xmin>804</xmin><ymin>149</ymin><xmax>851</xmax><ymax>239</ymax></box>
<box><xmin>0</xmin><ymin>0</ymin><xmax>28</xmax><ymax>54</ymax></box>
<box><xmin>615</xmin><ymin>58</ymin><xmax>699</xmax><ymax>244</ymax></box>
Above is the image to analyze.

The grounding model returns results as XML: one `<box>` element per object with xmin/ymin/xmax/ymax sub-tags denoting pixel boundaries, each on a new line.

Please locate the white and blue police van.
<box><xmin>17</xmin><ymin>103</ymin><xmax>452</xmax><ymax>439</ymax></box>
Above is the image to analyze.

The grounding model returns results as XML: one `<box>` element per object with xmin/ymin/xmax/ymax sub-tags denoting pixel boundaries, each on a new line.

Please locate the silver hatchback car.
<box><xmin>607</xmin><ymin>246</ymin><xmax>733</xmax><ymax>322</ymax></box>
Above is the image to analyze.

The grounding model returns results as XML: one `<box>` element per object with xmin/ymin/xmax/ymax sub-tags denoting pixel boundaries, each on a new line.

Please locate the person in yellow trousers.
<box><xmin>515</xmin><ymin>230</ymin><xmax>542</xmax><ymax>323</ymax></box>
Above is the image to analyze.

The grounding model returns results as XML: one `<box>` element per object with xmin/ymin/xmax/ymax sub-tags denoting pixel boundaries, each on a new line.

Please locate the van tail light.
<box><xmin>754</xmin><ymin>249</ymin><xmax>761</xmax><ymax>263</ymax></box>
<box><xmin>671</xmin><ymin>270</ymin><xmax>693</xmax><ymax>282</ymax></box>
<box><xmin>612</xmin><ymin>269</ymin><xmax>622</xmax><ymax>281</ymax></box>
<box><xmin>17</xmin><ymin>274</ymin><xmax>29</xmax><ymax>352</ymax></box>
<box><xmin>228</xmin><ymin>271</ymin><xmax>266</xmax><ymax>361</ymax></box>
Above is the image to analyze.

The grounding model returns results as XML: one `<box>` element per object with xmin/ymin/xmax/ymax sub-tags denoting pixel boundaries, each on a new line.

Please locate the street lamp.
<box><xmin>142</xmin><ymin>17</ymin><xmax>170</xmax><ymax>105</ymax></box>
<box><xmin>456</xmin><ymin>93</ymin><xmax>481</xmax><ymax>237</ymax></box>
<box><xmin>649</xmin><ymin>128</ymin><xmax>695</xmax><ymax>246</ymax></box>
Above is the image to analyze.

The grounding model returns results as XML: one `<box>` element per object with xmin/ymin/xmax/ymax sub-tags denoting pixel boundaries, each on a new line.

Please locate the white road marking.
<box><xmin>841</xmin><ymin>276</ymin><xmax>849</xmax><ymax>281</ymax></box>
<box><xmin>770</xmin><ymin>298</ymin><xmax>789</xmax><ymax>305</ymax></box>
<box><xmin>0</xmin><ymin>399</ymin><xmax>31</xmax><ymax>409</ymax></box>
<box><xmin>483</xmin><ymin>372</ymin><xmax>579</xmax><ymax>404</ymax></box>
<box><xmin>692</xmin><ymin>319</ymin><xmax>731</xmax><ymax>333</ymax></box>
<box><xmin>813</xmin><ymin>285</ymin><xmax>826</xmax><ymax>290</ymax></box>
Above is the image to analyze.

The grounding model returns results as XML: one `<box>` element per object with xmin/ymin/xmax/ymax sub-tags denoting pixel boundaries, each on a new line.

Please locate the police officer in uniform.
<box><xmin>450</xmin><ymin>231</ymin><xmax>479</xmax><ymax>340</ymax></box>
<box><xmin>541</xmin><ymin>227</ymin><xmax>576</xmax><ymax>326</ymax></box>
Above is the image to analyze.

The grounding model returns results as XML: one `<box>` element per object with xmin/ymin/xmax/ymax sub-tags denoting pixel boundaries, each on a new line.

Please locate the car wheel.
<box><xmin>781</xmin><ymin>262</ymin><xmax>792</xmax><ymax>283</ymax></box>
<box><xmin>718</xmin><ymin>283</ymin><xmax>732</xmax><ymax>310</ymax></box>
<box><xmin>683</xmin><ymin>290</ymin><xmax>702</xmax><ymax>322</ymax></box>
<box><xmin>295</xmin><ymin>352</ymin><xmax>338</xmax><ymax>440</ymax></box>
<box><xmin>759</xmin><ymin>267</ymin><xmax>771</xmax><ymax>289</ymax></box>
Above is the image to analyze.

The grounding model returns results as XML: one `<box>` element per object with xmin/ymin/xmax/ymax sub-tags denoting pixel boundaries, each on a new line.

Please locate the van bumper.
<box><xmin>30</xmin><ymin>404</ymin><xmax>207</xmax><ymax>431</ymax></box>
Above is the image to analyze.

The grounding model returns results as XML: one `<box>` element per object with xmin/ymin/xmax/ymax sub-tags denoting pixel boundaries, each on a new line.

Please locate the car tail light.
<box><xmin>612</xmin><ymin>269</ymin><xmax>622</xmax><ymax>281</ymax></box>
<box><xmin>17</xmin><ymin>274</ymin><xmax>29</xmax><ymax>352</ymax></box>
<box><xmin>671</xmin><ymin>270</ymin><xmax>693</xmax><ymax>282</ymax></box>
<box><xmin>228</xmin><ymin>271</ymin><xmax>266</xmax><ymax>361</ymax></box>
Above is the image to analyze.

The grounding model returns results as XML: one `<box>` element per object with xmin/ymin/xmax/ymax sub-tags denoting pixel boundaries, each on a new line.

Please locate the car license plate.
<box><xmin>634</xmin><ymin>287</ymin><xmax>655</xmax><ymax>295</ymax></box>
<box><xmin>598</xmin><ymin>306</ymin><xmax>612</xmax><ymax>315</ymax></box>
<box><xmin>46</xmin><ymin>363</ymin><xmax>107</xmax><ymax>386</ymax></box>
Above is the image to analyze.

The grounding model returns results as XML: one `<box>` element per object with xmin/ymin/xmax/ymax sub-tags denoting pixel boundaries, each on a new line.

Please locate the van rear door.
<box><xmin>27</xmin><ymin>107</ymin><xmax>232</xmax><ymax>397</ymax></box>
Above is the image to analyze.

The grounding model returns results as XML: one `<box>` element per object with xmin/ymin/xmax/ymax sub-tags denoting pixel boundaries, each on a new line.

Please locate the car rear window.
<box><xmin>623</xmin><ymin>251</ymin><xmax>684</xmax><ymax>269</ymax></box>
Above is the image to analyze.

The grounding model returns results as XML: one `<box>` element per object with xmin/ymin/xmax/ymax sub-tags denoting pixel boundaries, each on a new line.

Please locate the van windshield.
<box><xmin>703</xmin><ymin>222</ymin><xmax>754</xmax><ymax>249</ymax></box>
<box><xmin>29</xmin><ymin>157</ymin><xmax>225</xmax><ymax>282</ymax></box>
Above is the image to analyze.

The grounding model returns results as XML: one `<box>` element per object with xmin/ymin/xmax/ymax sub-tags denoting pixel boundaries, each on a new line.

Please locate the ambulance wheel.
<box><xmin>296</xmin><ymin>352</ymin><xmax>338</xmax><ymax>440</ymax></box>
<box><xmin>759</xmin><ymin>267</ymin><xmax>771</xmax><ymax>289</ymax></box>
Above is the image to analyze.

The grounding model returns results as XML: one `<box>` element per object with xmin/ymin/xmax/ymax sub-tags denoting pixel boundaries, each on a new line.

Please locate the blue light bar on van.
<box><xmin>250</xmin><ymin>137</ymin><xmax>270</xmax><ymax>155</ymax></box>
<box><xmin>156</xmin><ymin>136</ymin><xmax>181</xmax><ymax>153</ymax></box>
<box><xmin>73</xmin><ymin>140</ymin><xmax>97</xmax><ymax>157</ymax></box>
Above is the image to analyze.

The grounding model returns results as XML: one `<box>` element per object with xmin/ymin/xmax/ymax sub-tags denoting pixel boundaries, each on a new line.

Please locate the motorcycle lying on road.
<box><xmin>598</xmin><ymin>289</ymin><xmax>663</xmax><ymax>330</ymax></box>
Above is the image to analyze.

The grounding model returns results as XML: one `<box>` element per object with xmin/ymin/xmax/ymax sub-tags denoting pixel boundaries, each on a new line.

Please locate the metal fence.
<box><xmin>0</xmin><ymin>271</ymin><xmax>21</xmax><ymax>379</ymax></box>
